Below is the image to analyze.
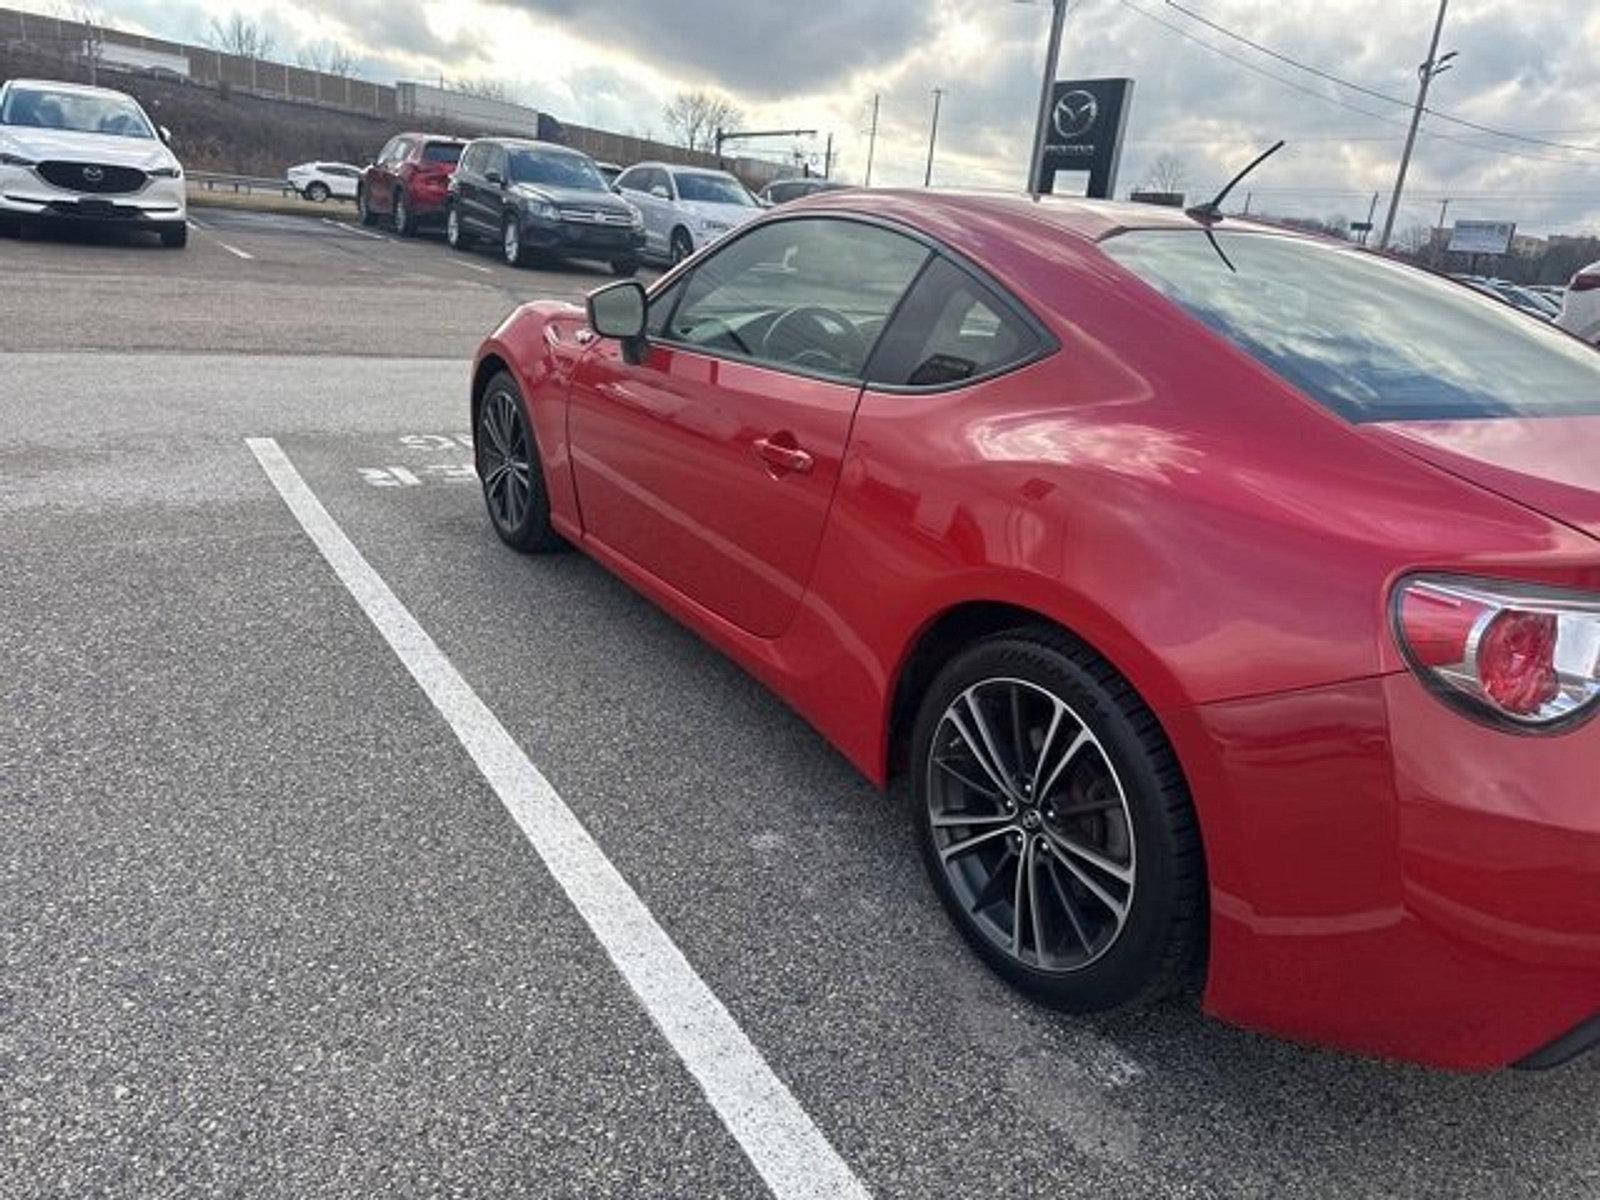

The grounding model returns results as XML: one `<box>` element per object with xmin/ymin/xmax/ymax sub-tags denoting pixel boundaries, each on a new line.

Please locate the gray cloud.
<box><xmin>484</xmin><ymin>0</ymin><xmax>938</xmax><ymax>98</ymax></box>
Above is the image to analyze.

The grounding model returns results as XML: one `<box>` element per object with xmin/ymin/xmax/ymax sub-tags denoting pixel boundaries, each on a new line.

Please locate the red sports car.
<box><xmin>470</xmin><ymin>191</ymin><xmax>1600</xmax><ymax>1072</ymax></box>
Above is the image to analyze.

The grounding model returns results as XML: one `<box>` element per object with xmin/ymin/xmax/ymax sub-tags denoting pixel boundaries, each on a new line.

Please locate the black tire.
<box><xmin>159</xmin><ymin>223</ymin><xmax>188</xmax><ymax>249</ymax></box>
<box><xmin>0</xmin><ymin>214</ymin><xmax>21</xmax><ymax>238</ymax></box>
<box><xmin>610</xmin><ymin>257</ymin><xmax>640</xmax><ymax>277</ymax></box>
<box><xmin>357</xmin><ymin>186</ymin><xmax>378</xmax><ymax>226</ymax></box>
<box><xmin>305</xmin><ymin>181</ymin><xmax>330</xmax><ymax>202</ymax></box>
<box><xmin>446</xmin><ymin>203</ymin><xmax>474</xmax><ymax>250</ymax></box>
<box><xmin>393</xmin><ymin>190</ymin><xmax>416</xmax><ymax>237</ymax></box>
<box><xmin>910</xmin><ymin>627</ymin><xmax>1205</xmax><ymax>1014</ymax></box>
<box><xmin>502</xmin><ymin>214</ymin><xmax>529</xmax><ymax>267</ymax></box>
<box><xmin>669</xmin><ymin>227</ymin><xmax>694</xmax><ymax>265</ymax></box>
<box><xmin>475</xmin><ymin>371</ymin><xmax>562</xmax><ymax>553</ymax></box>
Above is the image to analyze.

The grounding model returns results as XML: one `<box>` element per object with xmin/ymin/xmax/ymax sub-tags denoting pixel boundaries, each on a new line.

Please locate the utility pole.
<box><xmin>1432</xmin><ymin>197</ymin><xmax>1451</xmax><ymax>266</ymax></box>
<box><xmin>1379</xmin><ymin>0</ymin><xmax>1454</xmax><ymax>250</ymax></box>
<box><xmin>1360</xmin><ymin>190</ymin><xmax>1379</xmax><ymax>244</ymax></box>
<box><xmin>1242</xmin><ymin>191</ymin><xmax>1252</xmax><ymax>215</ymax></box>
<box><xmin>864</xmin><ymin>93</ymin><xmax>880</xmax><ymax>188</ymax></box>
<box><xmin>924</xmin><ymin>88</ymin><xmax>943</xmax><ymax>187</ymax></box>
<box><xmin>823</xmin><ymin>132</ymin><xmax>834</xmax><ymax>180</ymax></box>
<box><xmin>1027</xmin><ymin>0</ymin><xmax>1070</xmax><ymax>197</ymax></box>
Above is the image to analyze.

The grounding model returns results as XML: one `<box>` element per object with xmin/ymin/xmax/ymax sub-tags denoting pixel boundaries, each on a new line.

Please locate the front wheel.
<box><xmin>446</xmin><ymin>204</ymin><xmax>472</xmax><ymax>250</ymax></box>
<box><xmin>911</xmin><ymin>630</ymin><xmax>1205</xmax><ymax>1013</ymax></box>
<box><xmin>357</xmin><ymin>187</ymin><xmax>378</xmax><ymax>226</ymax></box>
<box><xmin>475</xmin><ymin>372</ymin><xmax>562</xmax><ymax>553</ymax></box>
<box><xmin>305</xmin><ymin>182</ymin><xmax>330</xmax><ymax>202</ymax></box>
<box><xmin>669</xmin><ymin>227</ymin><xmax>694</xmax><ymax>265</ymax></box>
<box><xmin>502</xmin><ymin>215</ymin><xmax>528</xmax><ymax>267</ymax></box>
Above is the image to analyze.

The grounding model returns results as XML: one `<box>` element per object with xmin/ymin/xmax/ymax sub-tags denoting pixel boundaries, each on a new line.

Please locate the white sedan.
<box><xmin>286</xmin><ymin>161</ymin><xmax>361</xmax><ymax>202</ymax></box>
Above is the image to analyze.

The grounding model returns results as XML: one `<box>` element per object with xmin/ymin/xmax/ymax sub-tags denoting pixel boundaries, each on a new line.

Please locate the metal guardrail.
<box><xmin>188</xmin><ymin>171</ymin><xmax>296</xmax><ymax>197</ymax></box>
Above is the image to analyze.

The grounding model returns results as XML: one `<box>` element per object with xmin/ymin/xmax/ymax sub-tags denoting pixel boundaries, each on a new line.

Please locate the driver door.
<box><xmin>568</xmin><ymin>216</ymin><xmax>930</xmax><ymax>638</ymax></box>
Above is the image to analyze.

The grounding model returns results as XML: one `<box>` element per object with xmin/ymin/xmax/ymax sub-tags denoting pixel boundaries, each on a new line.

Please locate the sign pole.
<box><xmin>1028</xmin><ymin>0</ymin><xmax>1070</xmax><ymax>198</ymax></box>
<box><xmin>1379</xmin><ymin>0</ymin><xmax>1451</xmax><ymax>250</ymax></box>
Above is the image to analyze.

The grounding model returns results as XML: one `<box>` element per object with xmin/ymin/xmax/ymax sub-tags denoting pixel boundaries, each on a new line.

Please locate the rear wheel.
<box><xmin>475</xmin><ymin>371</ymin><xmax>562</xmax><ymax>553</ymax></box>
<box><xmin>911</xmin><ymin>629</ymin><xmax>1204</xmax><ymax>1013</ymax></box>
<box><xmin>393</xmin><ymin>190</ymin><xmax>416</xmax><ymax>237</ymax></box>
<box><xmin>446</xmin><ymin>204</ymin><xmax>472</xmax><ymax>250</ymax></box>
<box><xmin>305</xmin><ymin>181</ymin><xmax>330</xmax><ymax>203</ymax></box>
<box><xmin>159</xmin><ymin>223</ymin><xmax>187</xmax><ymax>249</ymax></box>
<box><xmin>669</xmin><ymin>227</ymin><xmax>693</xmax><ymax>265</ymax></box>
<box><xmin>357</xmin><ymin>187</ymin><xmax>378</xmax><ymax>226</ymax></box>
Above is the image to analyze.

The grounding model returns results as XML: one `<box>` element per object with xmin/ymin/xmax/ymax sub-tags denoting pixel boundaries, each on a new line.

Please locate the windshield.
<box><xmin>675</xmin><ymin>172</ymin><xmax>756</xmax><ymax>206</ymax></box>
<box><xmin>509</xmin><ymin>149</ymin><xmax>607</xmax><ymax>191</ymax></box>
<box><xmin>422</xmin><ymin>142</ymin><xmax>463</xmax><ymax>165</ymax></box>
<box><xmin>0</xmin><ymin>86</ymin><xmax>153</xmax><ymax>139</ymax></box>
<box><xmin>1102</xmin><ymin>230</ymin><xmax>1600</xmax><ymax>422</ymax></box>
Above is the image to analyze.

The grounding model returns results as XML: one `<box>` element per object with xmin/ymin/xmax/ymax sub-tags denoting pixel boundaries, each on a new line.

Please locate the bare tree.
<box><xmin>208</xmin><ymin>13</ymin><xmax>275</xmax><ymax>60</ymax></box>
<box><xmin>1396</xmin><ymin>220</ymin><xmax>1435</xmax><ymax>256</ymax></box>
<box><xmin>52</xmin><ymin>3</ymin><xmax>110</xmax><ymax>85</ymax></box>
<box><xmin>1143</xmin><ymin>153</ymin><xmax>1190</xmax><ymax>196</ymax></box>
<box><xmin>298</xmin><ymin>41</ymin><xmax>358</xmax><ymax>78</ymax></box>
<box><xmin>663</xmin><ymin>89</ymin><xmax>742</xmax><ymax>154</ymax></box>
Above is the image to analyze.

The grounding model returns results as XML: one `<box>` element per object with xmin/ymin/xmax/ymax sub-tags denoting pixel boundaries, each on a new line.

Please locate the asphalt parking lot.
<box><xmin>3</xmin><ymin>210</ymin><xmax>1598</xmax><ymax>1200</ymax></box>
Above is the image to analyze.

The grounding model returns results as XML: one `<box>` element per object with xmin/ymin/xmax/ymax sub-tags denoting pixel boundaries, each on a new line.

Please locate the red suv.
<box><xmin>357</xmin><ymin>133</ymin><xmax>465</xmax><ymax>236</ymax></box>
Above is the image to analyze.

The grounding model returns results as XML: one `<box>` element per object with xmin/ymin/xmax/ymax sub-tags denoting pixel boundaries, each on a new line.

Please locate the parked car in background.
<box><xmin>357</xmin><ymin>133</ymin><xmax>465</xmax><ymax>235</ymax></box>
<box><xmin>613</xmin><ymin>161</ymin><xmax>761</xmax><ymax>264</ymax></box>
<box><xmin>1558</xmin><ymin>261</ymin><xmax>1600</xmax><ymax>344</ymax></box>
<box><xmin>759</xmin><ymin>177</ymin><xmax>850</xmax><ymax>206</ymax></box>
<box><xmin>446</xmin><ymin>138</ymin><xmax>644</xmax><ymax>274</ymax></box>
<box><xmin>595</xmin><ymin>160</ymin><xmax>623</xmax><ymax>187</ymax></box>
<box><xmin>0</xmin><ymin>77</ymin><xmax>186</xmax><ymax>247</ymax></box>
<box><xmin>471</xmin><ymin>191</ymin><xmax>1600</xmax><ymax>1072</ymax></box>
<box><xmin>1456</xmin><ymin>275</ymin><xmax>1556</xmax><ymax>321</ymax></box>
<box><xmin>286</xmin><ymin>161</ymin><xmax>361</xmax><ymax>202</ymax></box>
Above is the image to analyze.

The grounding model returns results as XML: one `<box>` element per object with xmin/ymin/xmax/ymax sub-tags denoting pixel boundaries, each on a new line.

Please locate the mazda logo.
<box><xmin>1053</xmin><ymin>90</ymin><xmax>1099</xmax><ymax>141</ymax></box>
<box><xmin>82</xmin><ymin>166</ymin><xmax>103</xmax><ymax>182</ymax></box>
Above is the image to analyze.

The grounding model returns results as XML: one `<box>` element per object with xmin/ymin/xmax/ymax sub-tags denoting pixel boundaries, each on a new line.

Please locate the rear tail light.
<box><xmin>1569</xmin><ymin>273</ymin><xmax>1600</xmax><ymax>292</ymax></box>
<box><xmin>1394</xmin><ymin>575</ymin><xmax>1600</xmax><ymax>730</ymax></box>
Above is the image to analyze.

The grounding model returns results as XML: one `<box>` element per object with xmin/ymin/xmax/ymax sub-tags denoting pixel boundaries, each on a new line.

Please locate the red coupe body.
<box><xmin>472</xmin><ymin>191</ymin><xmax>1600</xmax><ymax>1070</ymax></box>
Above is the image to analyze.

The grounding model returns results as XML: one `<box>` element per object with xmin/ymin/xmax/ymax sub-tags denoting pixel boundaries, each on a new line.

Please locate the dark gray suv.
<box><xmin>445</xmin><ymin>138</ymin><xmax>645</xmax><ymax>274</ymax></box>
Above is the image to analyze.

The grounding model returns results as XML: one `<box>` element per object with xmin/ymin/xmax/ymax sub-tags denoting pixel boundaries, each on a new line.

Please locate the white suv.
<box><xmin>613</xmin><ymin>162</ymin><xmax>761</xmax><ymax>264</ymax></box>
<box><xmin>0</xmin><ymin>78</ymin><xmax>187</xmax><ymax>247</ymax></box>
<box><xmin>1556</xmin><ymin>261</ymin><xmax>1600</xmax><ymax>345</ymax></box>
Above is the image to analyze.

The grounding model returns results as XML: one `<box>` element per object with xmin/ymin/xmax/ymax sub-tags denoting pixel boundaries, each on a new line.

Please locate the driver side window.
<box><xmin>660</xmin><ymin>218</ymin><xmax>929</xmax><ymax>380</ymax></box>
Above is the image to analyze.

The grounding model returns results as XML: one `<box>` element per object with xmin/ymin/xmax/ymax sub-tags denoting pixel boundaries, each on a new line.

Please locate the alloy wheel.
<box><xmin>447</xmin><ymin>207</ymin><xmax>460</xmax><ymax>247</ymax></box>
<box><xmin>926</xmin><ymin>678</ymin><xmax>1136</xmax><ymax>973</ymax></box>
<box><xmin>503</xmin><ymin>220</ymin><xmax>520</xmax><ymax>265</ymax></box>
<box><xmin>477</xmin><ymin>388</ymin><xmax>532</xmax><ymax>531</ymax></box>
<box><xmin>395</xmin><ymin>195</ymin><xmax>408</xmax><ymax>232</ymax></box>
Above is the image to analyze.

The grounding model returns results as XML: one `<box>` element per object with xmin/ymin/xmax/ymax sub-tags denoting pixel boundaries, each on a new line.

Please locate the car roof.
<box><xmin>628</xmin><ymin>161</ymin><xmax>734</xmax><ymax>179</ymax></box>
<box><xmin>480</xmin><ymin>137</ymin><xmax>587</xmax><ymax>156</ymax></box>
<box><xmin>4</xmin><ymin>78</ymin><xmax>140</xmax><ymax>101</ymax></box>
<box><xmin>785</xmin><ymin>188</ymin><xmax>1310</xmax><ymax>247</ymax></box>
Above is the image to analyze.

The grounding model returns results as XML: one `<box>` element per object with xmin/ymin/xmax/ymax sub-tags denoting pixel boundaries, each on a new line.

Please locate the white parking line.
<box><xmin>215</xmin><ymin>240</ymin><xmax>254</xmax><ymax>260</ymax></box>
<box><xmin>321</xmin><ymin>217</ymin><xmax>387</xmax><ymax>242</ymax></box>
<box><xmin>246</xmin><ymin>437</ymin><xmax>871</xmax><ymax>1200</ymax></box>
<box><xmin>447</xmin><ymin>258</ymin><xmax>495</xmax><ymax>275</ymax></box>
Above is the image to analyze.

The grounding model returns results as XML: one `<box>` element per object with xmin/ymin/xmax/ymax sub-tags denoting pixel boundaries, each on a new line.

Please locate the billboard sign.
<box><xmin>1448</xmin><ymin>220</ymin><xmax>1516</xmax><ymax>256</ymax></box>
<box><xmin>1036</xmin><ymin>78</ymin><xmax>1133</xmax><ymax>199</ymax></box>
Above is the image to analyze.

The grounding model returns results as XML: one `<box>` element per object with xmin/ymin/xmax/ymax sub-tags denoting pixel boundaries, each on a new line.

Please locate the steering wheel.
<box><xmin>761</xmin><ymin>305</ymin><xmax>867</xmax><ymax>371</ymax></box>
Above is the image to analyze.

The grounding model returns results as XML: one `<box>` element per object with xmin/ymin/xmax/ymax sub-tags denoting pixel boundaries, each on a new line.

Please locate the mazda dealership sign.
<box><xmin>1035</xmin><ymin>78</ymin><xmax>1134</xmax><ymax>199</ymax></box>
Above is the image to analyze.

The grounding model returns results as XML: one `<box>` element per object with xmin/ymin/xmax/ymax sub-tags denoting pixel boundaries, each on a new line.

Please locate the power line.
<box><xmin>1162</xmin><ymin>0</ymin><xmax>1600</xmax><ymax>158</ymax></box>
<box><xmin>1115</xmin><ymin>0</ymin><xmax>1600</xmax><ymax>171</ymax></box>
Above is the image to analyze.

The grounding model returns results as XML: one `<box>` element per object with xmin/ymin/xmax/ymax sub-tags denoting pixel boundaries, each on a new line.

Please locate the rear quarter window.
<box><xmin>1102</xmin><ymin>230</ymin><xmax>1600</xmax><ymax>422</ymax></box>
<box><xmin>422</xmin><ymin>142</ymin><xmax>464</xmax><ymax>165</ymax></box>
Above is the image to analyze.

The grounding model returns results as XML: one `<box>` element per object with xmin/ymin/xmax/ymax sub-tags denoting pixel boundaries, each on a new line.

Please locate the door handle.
<box><xmin>754</xmin><ymin>435</ymin><xmax>814</xmax><ymax>475</ymax></box>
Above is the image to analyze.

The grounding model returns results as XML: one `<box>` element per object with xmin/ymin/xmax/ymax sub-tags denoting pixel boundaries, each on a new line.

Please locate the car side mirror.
<box><xmin>586</xmin><ymin>280</ymin><xmax>648</xmax><ymax>363</ymax></box>
<box><xmin>485</xmin><ymin>169</ymin><xmax>503</xmax><ymax>186</ymax></box>
<box><xmin>158</xmin><ymin>125</ymin><xmax>172</xmax><ymax>146</ymax></box>
<box><xmin>649</xmin><ymin>184</ymin><xmax>670</xmax><ymax>200</ymax></box>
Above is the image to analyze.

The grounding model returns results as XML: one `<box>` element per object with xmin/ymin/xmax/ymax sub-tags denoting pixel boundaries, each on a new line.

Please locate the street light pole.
<box><xmin>864</xmin><ymin>93</ymin><xmax>880</xmax><ymax>187</ymax></box>
<box><xmin>924</xmin><ymin>87</ymin><xmax>943</xmax><ymax>187</ymax></box>
<box><xmin>1378</xmin><ymin>0</ymin><xmax>1452</xmax><ymax>250</ymax></box>
<box><xmin>1027</xmin><ymin>0</ymin><xmax>1069</xmax><ymax>198</ymax></box>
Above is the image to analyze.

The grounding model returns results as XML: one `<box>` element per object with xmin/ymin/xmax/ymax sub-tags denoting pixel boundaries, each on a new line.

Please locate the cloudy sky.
<box><xmin>22</xmin><ymin>0</ymin><xmax>1600</xmax><ymax>234</ymax></box>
